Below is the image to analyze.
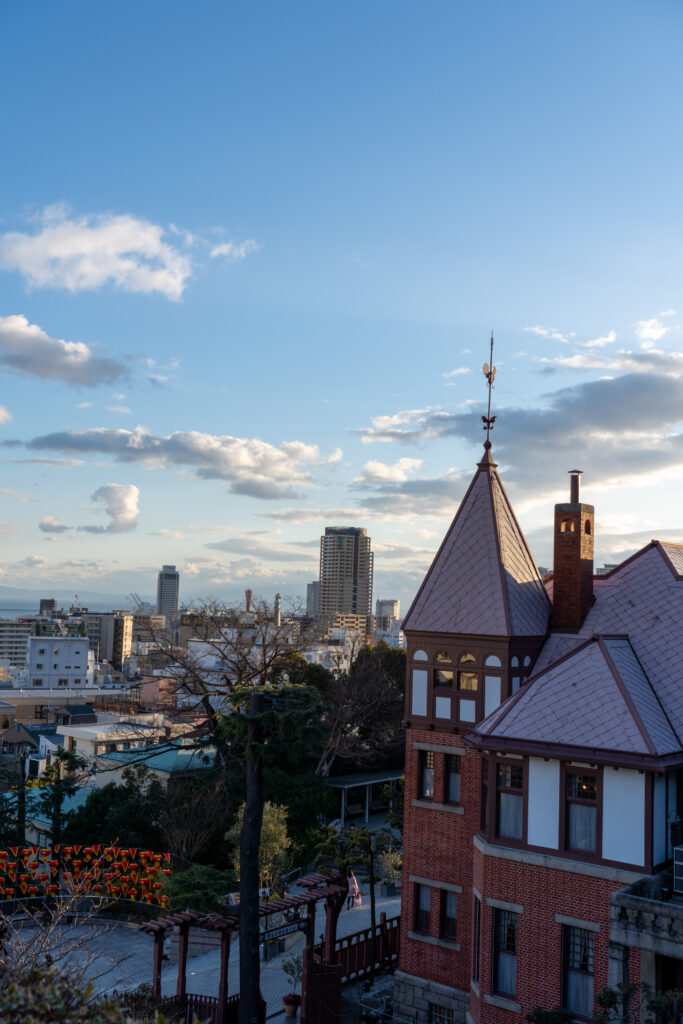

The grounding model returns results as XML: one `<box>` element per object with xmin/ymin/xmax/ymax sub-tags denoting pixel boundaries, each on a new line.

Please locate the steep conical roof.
<box><xmin>403</xmin><ymin>447</ymin><xmax>550</xmax><ymax>637</ymax></box>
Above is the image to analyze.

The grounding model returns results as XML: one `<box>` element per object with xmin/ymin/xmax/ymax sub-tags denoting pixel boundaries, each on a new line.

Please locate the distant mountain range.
<box><xmin>0</xmin><ymin>585</ymin><xmax>145</xmax><ymax>611</ymax></box>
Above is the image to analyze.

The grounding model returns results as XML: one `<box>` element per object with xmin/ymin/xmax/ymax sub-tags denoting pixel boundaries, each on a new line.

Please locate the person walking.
<box><xmin>347</xmin><ymin>871</ymin><xmax>361</xmax><ymax>909</ymax></box>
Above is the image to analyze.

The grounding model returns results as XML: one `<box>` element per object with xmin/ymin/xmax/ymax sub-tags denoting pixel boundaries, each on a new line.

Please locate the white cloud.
<box><xmin>353</xmin><ymin>458</ymin><xmax>424</xmax><ymax>486</ymax></box>
<box><xmin>16</xmin><ymin>427</ymin><xmax>330</xmax><ymax>500</ymax></box>
<box><xmin>359</xmin><ymin>407</ymin><xmax>450</xmax><ymax>444</ymax></box>
<box><xmin>0</xmin><ymin>205</ymin><xmax>191</xmax><ymax>300</ymax></box>
<box><xmin>0</xmin><ymin>405</ymin><xmax>12</xmax><ymax>424</ymax></box>
<box><xmin>523</xmin><ymin>325</ymin><xmax>574</xmax><ymax>344</ymax></box>
<box><xmin>209</xmin><ymin>239</ymin><xmax>261</xmax><ymax>261</ymax></box>
<box><xmin>184</xmin><ymin>561</ymin><xmax>201</xmax><ymax>577</ymax></box>
<box><xmin>0</xmin><ymin>314</ymin><xmax>125</xmax><ymax>386</ymax></box>
<box><xmin>76</xmin><ymin>402</ymin><xmax>93</xmax><ymax>409</ymax></box>
<box><xmin>78</xmin><ymin>483</ymin><xmax>140</xmax><ymax>534</ymax></box>
<box><xmin>578</xmin><ymin>331</ymin><xmax>617</xmax><ymax>349</ymax></box>
<box><xmin>107</xmin><ymin>405</ymin><xmax>132</xmax><ymax>415</ymax></box>
<box><xmin>443</xmin><ymin>367</ymin><xmax>471</xmax><ymax>379</ymax></box>
<box><xmin>39</xmin><ymin>515</ymin><xmax>71</xmax><ymax>533</ymax></box>
<box><xmin>0</xmin><ymin>488</ymin><xmax>35</xmax><ymax>503</ymax></box>
<box><xmin>327</xmin><ymin>448</ymin><xmax>344</xmax><ymax>465</ymax></box>
<box><xmin>634</xmin><ymin>316</ymin><xmax>671</xmax><ymax>348</ymax></box>
<box><xmin>537</xmin><ymin>347</ymin><xmax>683</xmax><ymax>375</ymax></box>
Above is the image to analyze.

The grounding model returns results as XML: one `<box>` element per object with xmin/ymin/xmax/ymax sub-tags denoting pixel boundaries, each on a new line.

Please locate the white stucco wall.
<box><xmin>527</xmin><ymin>757</ymin><xmax>559</xmax><ymax>849</ymax></box>
<box><xmin>653</xmin><ymin>774</ymin><xmax>667</xmax><ymax>866</ymax></box>
<box><xmin>602</xmin><ymin>767</ymin><xmax>645</xmax><ymax>866</ymax></box>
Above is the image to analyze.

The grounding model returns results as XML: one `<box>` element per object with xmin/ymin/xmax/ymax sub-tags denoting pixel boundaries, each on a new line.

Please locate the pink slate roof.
<box><xmin>403</xmin><ymin>453</ymin><xmax>550</xmax><ymax>637</ymax></box>
<box><xmin>474</xmin><ymin>634</ymin><xmax>679</xmax><ymax>757</ymax></box>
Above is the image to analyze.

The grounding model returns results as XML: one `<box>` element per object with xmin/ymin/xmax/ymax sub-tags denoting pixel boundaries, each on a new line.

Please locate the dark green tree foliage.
<box><xmin>526</xmin><ymin>1010</ymin><xmax>574</xmax><ymax>1024</ymax></box>
<box><xmin>0</xmin><ymin>966</ymin><xmax>164</xmax><ymax>1024</ymax></box>
<box><xmin>36</xmin><ymin>749</ymin><xmax>90</xmax><ymax>847</ymax></box>
<box><xmin>62</xmin><ymin>766</ymin><xmax>165</xmax><ymax>850</ymax></box>
<box><xmin>162</xmin><ymin>863</ymin><xmax>237</xmax><ymax>913</ymax></box>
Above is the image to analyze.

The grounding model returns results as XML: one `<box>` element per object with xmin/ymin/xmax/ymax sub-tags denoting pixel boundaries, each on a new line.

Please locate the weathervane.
<box><xmin>481</xmin><ymin>331</ymin><xmax>497</xmax><ymax>448</ymax></box>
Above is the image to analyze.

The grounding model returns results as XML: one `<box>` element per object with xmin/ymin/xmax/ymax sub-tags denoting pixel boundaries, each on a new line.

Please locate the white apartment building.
<box><xmin>22</xmin><ymin>636</ymin><xmax>95</xmax><ymax>689</ymax></box>
<box><xmin>0</xmin><ymin>620</ymin><xmax>34</xmax><ymax>668</ymax></box>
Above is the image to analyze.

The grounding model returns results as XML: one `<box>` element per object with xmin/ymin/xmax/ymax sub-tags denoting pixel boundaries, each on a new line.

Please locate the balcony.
<box><xmin>610</xmin><ymin>869</ymin><xmax>683</xmax><ymax>959</ymax></box>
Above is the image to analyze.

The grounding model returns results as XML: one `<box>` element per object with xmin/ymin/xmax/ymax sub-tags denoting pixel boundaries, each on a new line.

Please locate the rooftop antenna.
<box><xmin>481</xmin><ymin>331</ymin><xmax>497</xmax><ymax>449</ymax></box>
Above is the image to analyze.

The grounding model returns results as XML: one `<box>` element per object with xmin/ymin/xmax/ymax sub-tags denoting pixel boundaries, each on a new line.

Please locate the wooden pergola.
<box><xmin>139</xmin><ymin>871</ymin><xmax>348</xmax><ymax>1024</ymax></box>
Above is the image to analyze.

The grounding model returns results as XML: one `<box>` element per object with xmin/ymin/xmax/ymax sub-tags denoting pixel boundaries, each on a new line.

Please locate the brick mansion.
<box><xmin>394</xmin><ymin>437</ymin><xmax>683</xmax><ymax>1023</ymax></box>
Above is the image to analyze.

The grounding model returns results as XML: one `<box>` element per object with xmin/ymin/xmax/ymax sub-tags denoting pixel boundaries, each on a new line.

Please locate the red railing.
<box><xmin>315</xmin><ymin>913</ymin><xmax>400</xmax><ymax>986</ymax></box>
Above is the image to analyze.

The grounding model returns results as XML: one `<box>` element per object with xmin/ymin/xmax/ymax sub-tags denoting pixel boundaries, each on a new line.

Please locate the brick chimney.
<box><xmin>552</xmin><ymin>470</ymin><xmax>594</xmax><ymax>632</ymax></box>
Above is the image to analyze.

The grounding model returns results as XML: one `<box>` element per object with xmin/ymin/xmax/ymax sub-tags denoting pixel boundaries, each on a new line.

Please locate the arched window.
<box><xmin>561</xmin><ymin>520</ymin><xmax>575</xmax><ymax>533</ymax></box>
<box><xmin>523</xmin><ymin>655</ymin><xmax>532</xmax><ymax>668</ymax></box>
<box><xmin>413</xmin><ymin>649</ymin><xmax>428</xmax><ymax>662</ymax></box>
<box><xmin>511</xmin><ymin>656</ymin><xmax>519</xmax><ymax>668</ymax></box>
<box><xmin>485</xmin><ymin>655</ymin><xmax>502</xmax><ymax>668</ymax></box>
<box><xmin>460</xmin><ymin>652</ymin><xmax>476</xmax><ymax>664</ymax></box>
<box><xmin>435</xmin><ymin>651</ymin><xmax>451</xmax><ymax>663</ymax></box>
<box><xmin>585</xmin><ymin>520</ymin><xmax>591</xmax><ymax>535</ymax></box>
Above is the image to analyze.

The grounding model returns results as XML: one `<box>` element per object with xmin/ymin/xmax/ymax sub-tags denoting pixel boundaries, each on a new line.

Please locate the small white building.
<box><xmin>21</xmin><ymin>636</ymin><xmax>95</xmax><ymax>690</ymax></box>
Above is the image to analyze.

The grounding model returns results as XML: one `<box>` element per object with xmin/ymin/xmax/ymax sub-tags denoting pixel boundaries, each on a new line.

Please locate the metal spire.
<box><xmin>481</xmin><ymin>331</ymin><xmax>497</xmax><ymax>449</ymax></box>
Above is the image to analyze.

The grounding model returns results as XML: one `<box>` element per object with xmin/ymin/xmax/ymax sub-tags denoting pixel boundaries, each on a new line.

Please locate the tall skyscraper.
<box><xmin>156</xmin><ymin>565</ymin><xmax>179</xmax><ymax>618</ymax></box>
<box><xmin>318</xmin><ymin>527</ymin><xmax>373</xmax><ymax>617</ymax></box>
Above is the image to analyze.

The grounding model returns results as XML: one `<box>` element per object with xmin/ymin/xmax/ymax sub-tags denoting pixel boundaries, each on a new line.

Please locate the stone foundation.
<box><xmin>393</xmin><ymin>969</ymin><xmax>469</xmax><ymax>1023</ymax></box>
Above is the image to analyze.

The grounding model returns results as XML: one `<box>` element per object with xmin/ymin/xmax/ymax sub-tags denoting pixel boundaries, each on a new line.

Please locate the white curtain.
<box><xmin>499</xmin><ymin>793</ymin><xmax>523</xmax><ymax>838</ymax></box>
<box><xmin>566</xmin><ymin>970</ymin><xmax>593</xmax><ymax>1016</ymax></box>
<box><xmin>569</xmin><ymin>804</ymin><xmax>596</xmax><ymax>850</ymax></box>
<box><xmin>496</xmin><ymin>951</ymin><xmax>516</xmax><ymax>995</ymax></box>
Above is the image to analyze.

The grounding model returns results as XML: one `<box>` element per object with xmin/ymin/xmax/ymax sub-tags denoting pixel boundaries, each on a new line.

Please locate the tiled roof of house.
<box><xmin>403</xmin><ymin>449</ymin><xmax>550</xmax><ymax>637</ymax></box>
<box><xmin>473</xmin><ymin>634</ymin><xmax>679</xmax><ymax>757</ymax></box>
<box><xmin>533</xmin><ymin>542</ymin><xmax>683</xmax><ymax>745</ymax></box>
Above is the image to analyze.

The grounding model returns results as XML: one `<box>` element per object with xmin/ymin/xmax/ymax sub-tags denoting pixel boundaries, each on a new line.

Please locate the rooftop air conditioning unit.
<box><xmin>673</xmin><ymin>846</ymin><xmax>683</xmax><ymax>895</ymax></box>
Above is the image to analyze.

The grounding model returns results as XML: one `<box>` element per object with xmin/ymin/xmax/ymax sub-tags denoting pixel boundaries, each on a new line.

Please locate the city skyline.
<box><xmin>1</xmin><ymin>2</ymin><xmax>683</xmax><ymax>611</ymax></box>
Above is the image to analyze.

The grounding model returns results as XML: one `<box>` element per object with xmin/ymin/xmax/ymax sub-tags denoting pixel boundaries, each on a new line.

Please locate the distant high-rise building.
<box><xmin>306</xmin><ymin>581</ymin><xmax>319</xmax><ymax>617</ymax></box>
<box><xmin>375</xmin><ymin>598</ymin><xmax>400</xmax><ymax>622</ymax></box>
<box><xmin>318</xmin><ymin>527</ymin><xmax>373</xmax><ymax>618</ymax></box>
<box><xmin>39</xmin><ymin>598</ymin><xmax>57</xmax><ymax>618</ymax></box>
<box><xmin>156</xmin><ymin>565</ymin><xmax>179</xmax><ymax>618</ymax></box>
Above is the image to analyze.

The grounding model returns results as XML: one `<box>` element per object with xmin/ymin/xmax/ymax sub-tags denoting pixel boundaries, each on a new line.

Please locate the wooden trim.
<box><xmin>559</xmin><ymin>763</ymin><xmax>603</xmax><ymax>862</ymax></box>
<box><xmin>466</xmin><ymin>730</ymin><xmax>678</xmax><ymax>772</ymax></box>
<box><xmin>644</xmin><ymin>771</ymin><xmax>653</xmax><ymax>875</ymax></box>
<box><xmin>473</xmin><ymin>832</ymin><xmax>644</xmax><ymax>882</ymax></box>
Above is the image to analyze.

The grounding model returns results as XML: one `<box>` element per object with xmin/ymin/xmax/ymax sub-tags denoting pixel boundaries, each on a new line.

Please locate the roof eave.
<box><xmin>465</xmin><ymin>730</ymin><xmax>681</xmax><ymax>771</ymax></box>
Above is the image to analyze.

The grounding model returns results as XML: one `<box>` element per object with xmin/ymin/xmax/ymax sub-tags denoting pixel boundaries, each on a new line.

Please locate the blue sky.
<box><xmin>1</xmin><ymin>0</ymin><xmax>682</xmax><ymax>609</ymax></box>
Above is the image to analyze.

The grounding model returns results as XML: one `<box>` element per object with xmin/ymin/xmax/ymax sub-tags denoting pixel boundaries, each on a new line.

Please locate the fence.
<box><xmin>314</xmin><ymin>914</ymin><xmax>400</xmax><ymax>986</ymax></box>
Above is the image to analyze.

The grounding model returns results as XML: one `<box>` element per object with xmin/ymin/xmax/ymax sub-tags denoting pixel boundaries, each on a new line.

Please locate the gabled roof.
<box><xmin>471</xmin><ymin>634</ymin><xmax>680</xmax><ymax>762</ymax></box>
<box><xmin>403</xmin><ymin>448</ymin><xmax>550</xmax><ymax>637</ymax></box>
<box><xmin>535</xmin><ymin>541</ymin><xmax>683</xmax><ymax>743</ymax></box>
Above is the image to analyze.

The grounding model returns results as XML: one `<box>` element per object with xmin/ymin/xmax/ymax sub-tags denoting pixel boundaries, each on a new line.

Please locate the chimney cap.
<box><xmin>568</xmin><ymin>469</ymin><xmax>583</xmax><ymax>475</ymax></box>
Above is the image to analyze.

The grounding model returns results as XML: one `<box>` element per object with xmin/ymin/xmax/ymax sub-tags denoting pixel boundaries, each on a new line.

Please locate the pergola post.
<box><xmin>176</xmin><ymin>921</ymin><xmax>189</xmax><ymax>1003</ymax></box>
<box><xmin>300</xmin><ymin>898</ymin><xmax>317</xmax><ymax>1024</ymax></box>
<box><xmin>152</xmin><ymin>928</ymin><xmax>165</xmax><ymax>1001</ymax></box>
<box><xmin>340</xmin><ymin>787</ymin><xmax>346</xmax><ymax>827</ymax></box>
<box><xmin>365</xmin><ymin>783</ymin><xmax>370</xmax><ymax>823</ymax></box>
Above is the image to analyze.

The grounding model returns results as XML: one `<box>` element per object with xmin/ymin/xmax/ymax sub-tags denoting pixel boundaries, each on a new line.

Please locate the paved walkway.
<box><xmin>10</xmin><ymin>883</ymin><xmax>401</xmax><ymax>1016</ymax></box>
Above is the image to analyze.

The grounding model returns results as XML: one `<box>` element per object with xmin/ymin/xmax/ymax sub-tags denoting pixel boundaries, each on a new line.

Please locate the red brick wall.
<box><xmin>473</xmin><ymin>847</ymin><xmax>641</xmax><ymax>1023</ymax></box>
<box><xmin>399</xmin><ymin>728</ymin><xmax>481</xmax><ymax>993</ymax></box>
<box><xmin>399</xmin><ymin>728</ymin><xmax>642</xmax><ymax>1023</ymax></box>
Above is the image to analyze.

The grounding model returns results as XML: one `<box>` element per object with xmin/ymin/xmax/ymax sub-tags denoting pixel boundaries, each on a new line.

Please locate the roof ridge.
<box><xmin>597</xmin><ymin>636</ymin><xmax>656</xmax><ymax>756</ymax></box>
<box><xmin>654</xmin><ymin>540</ymin><xmax>683</xmax><ymax>581</ymax></box>
<box><xmin>488</xmin><ymin>471</ymin><xmax>513</xmax><ymax>636</ymax></box>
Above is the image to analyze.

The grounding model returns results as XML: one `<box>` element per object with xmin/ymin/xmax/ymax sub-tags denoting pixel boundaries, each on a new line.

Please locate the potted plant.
<box><xmin>376</xmin><ymin>846</ymin><xmax>402</xmax><ymax>897</ymax></box>
<box><xmin>282</xmin><ymin>952</ymin><xmax>303</xmax><ymax>1018</ymax></box>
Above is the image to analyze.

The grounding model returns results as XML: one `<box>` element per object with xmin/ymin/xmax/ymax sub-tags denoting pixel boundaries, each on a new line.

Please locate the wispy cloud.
<box><xmin>443</xmin><ymin>367</ymin><xmax>471</xmax><ymax>379</ymax></box>
<box><xmin>0</xmin><ymin>314</ymin><xmax>125</xmax><ymax>386</ymax></box>
<box><xmin>634</xmin><ymin>316</ymin><xmax>673</xmax><ymax>349</ymax></box>
<box><xmin>39</xmin><ymin>515</ymin><xmax>71</xmax><ymax>533</ymax></box>
<box><xmin>523</xmin><ymin>325</ymin><xmax>574</xmax><ymax>344</ymax></box>
<box><xmin>577</xmin><ymin>331</ymin><xmax>616</xmax><ymax>349</ymax></box>
<box><xmin>209</xmin><ymin>239</ymin><xmax>260</xmax><ymax>261</ymax></box>
<box><xmin>0</xmin><ymin>205</ymin><xmax>191</xmax><ymax>301</ymax></box>
<box><xmin>0</xmin><ymin>488</ymin><xmax>36</xmax><ymax>504</ymax></box>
